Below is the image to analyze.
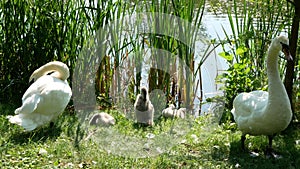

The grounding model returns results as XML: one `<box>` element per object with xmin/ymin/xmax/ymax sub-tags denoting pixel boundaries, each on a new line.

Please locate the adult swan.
<box><xmin>231</xmin><ymin>36</ymin><xmax>293</xmax><ymax>156</ymax></box>
<box><xmin>8</xmin><ymin>61</ymin><xmax>72</xmax><ymax>131</ymax></box>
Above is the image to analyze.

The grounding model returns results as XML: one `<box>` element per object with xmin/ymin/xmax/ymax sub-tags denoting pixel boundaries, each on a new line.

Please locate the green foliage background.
<box><xmin>0</xmin><ymin>0</ymin><xmax>87</xmax><ymax>104</ymax></box>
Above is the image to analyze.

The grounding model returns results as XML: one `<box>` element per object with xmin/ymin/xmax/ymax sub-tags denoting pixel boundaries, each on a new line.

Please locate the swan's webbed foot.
<box><xmin>265</xmin><ymin>135</ymin><xmax>282</xmax><ymax>159</ymax></box>
<box><xmin>264</xmin><ymin>147</ymin><xmax>281</xmax><ymax>159</ymax></box>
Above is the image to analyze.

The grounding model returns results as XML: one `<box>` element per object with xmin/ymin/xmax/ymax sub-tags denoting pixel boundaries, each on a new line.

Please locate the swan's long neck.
<box><xmin>267</xmin><ymin>47</ymin><xmax>281</xmax><ymax>84</ymax></box>
<box><xmin>266</xmin><ymin>45</ymin><xmax>288</xmax><ymax>103</ymax></box>
<box><xmin>141</xmin><ymin>88</ymin><xmax>148</xmax><ymax>102</ymax></box>
<box><xmin>30</xmin><ymin>61</ymin><xmax>70</xmax><ymax>81</ymax></box>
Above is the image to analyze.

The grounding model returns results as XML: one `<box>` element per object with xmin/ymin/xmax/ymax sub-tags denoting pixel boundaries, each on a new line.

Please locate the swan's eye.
<box><xmin>47</xmin><ymin>71</ymin><xmax>55</xmax><ymax>75</ymax></box>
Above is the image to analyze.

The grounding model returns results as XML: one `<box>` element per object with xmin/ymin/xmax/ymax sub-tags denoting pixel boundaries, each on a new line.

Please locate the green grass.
<box><xmin>1</xmin><ymin>104</ymin><xmax>300</xmax><ymax>168</ymax></box>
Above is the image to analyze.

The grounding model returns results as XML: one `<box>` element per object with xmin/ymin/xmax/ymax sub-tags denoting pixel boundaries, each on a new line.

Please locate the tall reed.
<box><xmin>128</xmin><ymin>0</ymin><xmax>206</xmax><ymax>109</ymax></box>
<box><xmin>0</xmin><ymin>0</ymin><xmax>87</xmax><ymax>104</ymax></box>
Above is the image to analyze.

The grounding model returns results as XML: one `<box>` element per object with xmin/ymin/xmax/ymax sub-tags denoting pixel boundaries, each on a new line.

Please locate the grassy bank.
<box><xmin>1</xmin><ymin>105</ymin><xmax>299</xmax><ymax>168</ymax></box>
<box><xmin>1</xmin><ymin>0</ymin><xmax>300</xmax><ymax>168</ymax></box>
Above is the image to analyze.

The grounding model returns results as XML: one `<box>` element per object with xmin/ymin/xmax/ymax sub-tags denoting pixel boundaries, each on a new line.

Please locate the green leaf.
<box><xmin>245</xmin><ymin>67</ymin><xmax>251</xmax><ymax>73</ymax></box>
<box><xmin>233</xmin><ymin>63</ymin><xmax>240</xmax><ymax>69</ymax></box>
<box><xmin>218</xmin><ymin>52</ymin><xmax>233</xmax><ymax>61</ymax></box>
<box><xmin>236</xmin><ymin>46</ymin><xmax>248</xmax><ymax>55</ymax></box>
<box><xmin>233</xmin><ymin>63</ymin><xmax>245</xmax><ymax>69</ymax></box>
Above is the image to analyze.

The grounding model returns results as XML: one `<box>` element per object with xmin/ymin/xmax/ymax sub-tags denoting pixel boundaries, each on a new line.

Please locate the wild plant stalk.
<box><xmin>194</xmin><ymin>42</ymin><xmax>222</xmax><ymax>115</ymax></box>
<box><xmin>172</xmin><ymin>0</ymin><xmax>205</xmax><ymax>108</ymax></box>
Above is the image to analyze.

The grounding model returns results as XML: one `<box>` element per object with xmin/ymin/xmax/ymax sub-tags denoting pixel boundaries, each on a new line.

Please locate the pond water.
<box><xmin>193</xmin><ymin>12</ymin><xmax>232</xmax><ymax>116</ymax></box>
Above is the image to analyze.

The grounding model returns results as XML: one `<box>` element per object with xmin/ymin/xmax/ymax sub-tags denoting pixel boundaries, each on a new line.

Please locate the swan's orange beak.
<box><xmin>281</xmin><ymin>43</ymin><xmax>293</xmax><ymax>61</ymax></box>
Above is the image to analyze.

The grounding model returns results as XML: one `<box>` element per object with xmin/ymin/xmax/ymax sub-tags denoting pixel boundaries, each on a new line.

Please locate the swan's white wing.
<box><xmin>231</xmin><ymin>90</ymin><xmax>269</xmax><ymax>134</ymax></box>
<box><xmin>9</xmin><ymin>75</ymin><xmax>72</xmax><ymax>131</ymax></box>
<box><xmin>232</xmin><ymin>90</ymin><xmax>268</xmax><ymax>119</ymax></box>
<box><xmin>14</xmin><ymin>94</ymin><xmax>41</xmax><ymax>114</ymax></box>
<box><xmin>16</xmin><ymin>75</ymin><xmax>58</xmax><ymax>114</ymax></box>
<box><xmin>33</xmin><ymin>76</ymin><xmax>72</xmax><ymax>116</ymax></box>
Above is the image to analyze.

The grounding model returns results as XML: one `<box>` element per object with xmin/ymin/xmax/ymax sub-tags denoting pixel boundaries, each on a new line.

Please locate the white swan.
<box><xmin>134</xmin><ymin>86</ymin><xmax>154</xmax><ymax>126</ymax></box>
<box><xmin>176</xmin><ymin>108</ymin><xmax>187</xmax><ymax>118</ymax></box>
<box><xmin>162</xmin><ymin>104</ymin><xmax>186</xmax><ymax>119</ymax></box>
<box><xmin>89</xmin><ymin>112</ymin><xmax>115</xmax><ymax>127</ymax></box>
<box><xmin>231</xmin><ymin>36</ymin><xmax>293</xmax><ymax>154</ymax></box>
<box><xmin>162</xmin><ymin>104</ymin><xmax>176</xmax><ymax>118</ymax></box>
<box><xmin>7</xmin><ymin>61</ymin><xmax>72</xmax><ymax>131</ymax></box>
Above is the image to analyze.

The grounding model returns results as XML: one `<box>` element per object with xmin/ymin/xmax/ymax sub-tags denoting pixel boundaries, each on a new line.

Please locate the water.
<box><xmin>191</xmin><ymin>12</ymin><xmax>233</xmax><ymax>116</ymax></box>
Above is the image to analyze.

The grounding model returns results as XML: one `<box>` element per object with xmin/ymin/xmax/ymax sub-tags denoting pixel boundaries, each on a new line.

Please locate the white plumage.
<box><xmin>162</xmin><ymin>104</ymin><xmax>176</xmax><ymax>118</ymax></box>
<box><xmin>89</xmin><ymin>112</ymin><xmax>115</xmax><ymax>127</ymax></box>
<box><xmin>134</xmin><ymin>86</ymin><xmax>154</xmax><ymax>126</ymax></box>
<box><xmin>162</xmin><ymin>104</ymin><xmax>186</xmax><ymax>119</ymax></box>
<box><xmin>231</xmin><ymin>36</ymin><xmax>293</xmax><ymax>152</ymax></box>
<box><xmin>176</xmin><ymin>108</ymin><xmax>187</xmax><ymax>119</ymax></box>
<box><xmin>7</xmin><ymin>61</ymin><xmax>72</xmax><ymax>131</ymax></box>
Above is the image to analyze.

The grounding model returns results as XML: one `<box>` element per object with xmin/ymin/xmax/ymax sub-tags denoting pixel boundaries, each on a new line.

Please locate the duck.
<box><xmin>7</xmin><ymin>61</ymin><xmax>72</xmax><ymax>131</ymax></box>
<box><xmin>134</xmin><ymin>86</ymin><xmax>154</xmax><ymax>126</ymax></box>
<box><xmin>162</xmin><ymin>104</ymin><xmax>186</xmax><ymax>119</ymax></box>
<box><xmin>231</xmin><ymin>36</ymin><xmax>293</xmax><ymax>155</ymax></box>
<box><xmin>89</xmin><ymin>112</ymin><xmax>115</xmax><ymax>127</ymax></box>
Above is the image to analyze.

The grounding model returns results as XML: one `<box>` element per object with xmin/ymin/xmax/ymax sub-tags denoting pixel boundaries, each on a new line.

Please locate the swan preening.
<box><xmin>7</xmin><ymin>61</ymin><xmax>72</xmax><ymax>131</ymax></box>
<box><xmin>134</xmin><ymin>86</ymin><xmax>154</xmax><ymax>126</ymax></box>
<box><xmin>231</xmin><ymin>36</ymin><xmax>293</xmax><ymax>155</ymax></box>
<box><xmin>162</xmin><ymin>104</ymin><xmax>186</xmax><ymax>119</ymax></box>
<box><xmin>89</xmin><ymin>112</ymin><xmax>115</xmax><ymax>127</ymax></box>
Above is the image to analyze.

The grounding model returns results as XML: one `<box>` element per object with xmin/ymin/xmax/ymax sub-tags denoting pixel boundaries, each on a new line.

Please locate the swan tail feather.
<box><xmin>7</xmin><ymin>115</ymin><xmax>37</xmax><ymax>131</ymax></box>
